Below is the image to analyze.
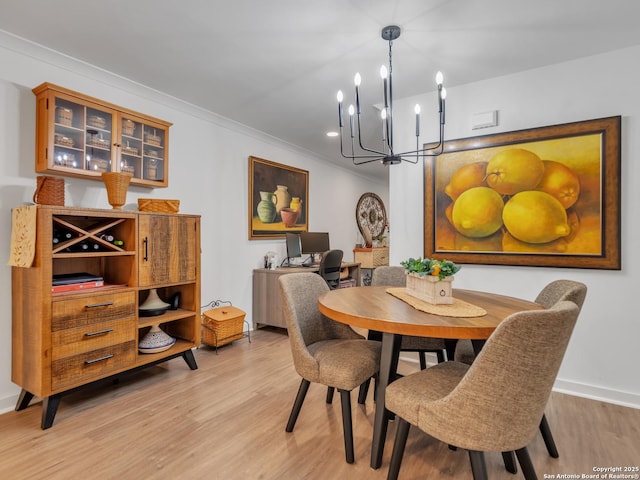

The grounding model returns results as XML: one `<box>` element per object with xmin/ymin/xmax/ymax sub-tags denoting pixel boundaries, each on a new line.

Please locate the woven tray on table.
<box><xmin>137</xmin><ymin>198</ymin><xmax>180</xmax><ymax>213</ymax></box>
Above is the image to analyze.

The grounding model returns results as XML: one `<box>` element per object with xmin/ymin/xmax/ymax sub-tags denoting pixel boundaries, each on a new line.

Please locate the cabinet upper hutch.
<box><xmin>33</xmin><ymin>82</ymin><xmax>172</xmax><ymax>188</ymax></box>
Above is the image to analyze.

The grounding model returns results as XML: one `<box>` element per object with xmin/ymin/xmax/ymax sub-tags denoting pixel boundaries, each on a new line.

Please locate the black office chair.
<box><xmin>318</xmin><ymin>249</ymin><xmax>343</xmax><ymax>289</ymax></box>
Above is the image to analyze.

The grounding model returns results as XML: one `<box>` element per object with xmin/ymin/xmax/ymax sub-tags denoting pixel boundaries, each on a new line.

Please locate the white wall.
<box><xmin>0</xmin><ymin>31</ymin><xmax>387</xmax><ymax>412</ymax></box>
<box><xmin>390</xmin><ymin>46</ymin><xmax>640</xmax><ymax>408</ymax></box>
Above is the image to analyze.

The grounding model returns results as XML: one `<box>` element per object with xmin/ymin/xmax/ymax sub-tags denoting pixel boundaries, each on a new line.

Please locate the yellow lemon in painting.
<box><xmin>451</xmin><ymin>187</ymin><xmax>504</xmax><ymax>238</ymax></box>
<box><xmin>486</xmin><ymin>148</ymin><xmax>544</xmax><ymax>195</ymax></box>
<box><xmin>503</xmin><ymin>191</ymin><xmax>571</xmax><ymax>244</ymax></box>
<box><xmin>536</xmin><ymin>160</ymin><xmax>580</xmax><ymax>209</ymax></box>
<box><xmin>444</xmin><ymin>161</ymin><xmax>488</xmax><ymax>200</ymax></box>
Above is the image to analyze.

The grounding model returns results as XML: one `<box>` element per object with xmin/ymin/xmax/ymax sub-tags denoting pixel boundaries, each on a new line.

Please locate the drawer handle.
<box><xmin>84</xmin><ymin>328</ymin><xmax>113</xmax><ymax>337</ymax></box>
<box><xmin>84</xmin><ymin>302</ymin><xmax>114</xmax><ymax>309</ymax></box>
<box><xmin>84</xmin><ymin>354</ymin><xmax>114</xmax><ymax>365</ymax></box>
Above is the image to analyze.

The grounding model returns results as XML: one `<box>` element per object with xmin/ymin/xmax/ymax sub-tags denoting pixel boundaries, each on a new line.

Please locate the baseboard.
<box><xmin>553</xmin><ymin>378</ymin><xmax>640</xmax><ymax>410</ymax></box>
<box><xmin>399</xmin><ymin>353</ymin><xmax>640</xmax><ymax>410</ymax></box>
<box><xmin>0</xmin><ymin>392</ymin><xmax>20</xmax><ymax>415</ymax></box>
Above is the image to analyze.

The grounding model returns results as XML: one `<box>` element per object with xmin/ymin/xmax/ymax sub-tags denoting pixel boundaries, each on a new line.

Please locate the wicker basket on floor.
<box><xmin>201</xmin><ymin>306</ymin><xmax>246</xmax><ymax>348</ymax></box>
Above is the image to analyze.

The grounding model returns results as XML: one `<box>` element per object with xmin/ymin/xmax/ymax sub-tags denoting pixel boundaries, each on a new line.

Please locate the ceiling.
<box><xmin>2</xmin><ymin>0</ymin><xmax>640</xmax><ymax>181</ymax></box>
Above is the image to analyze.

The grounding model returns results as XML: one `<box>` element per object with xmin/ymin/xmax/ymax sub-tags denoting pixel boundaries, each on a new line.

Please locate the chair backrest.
<box><xmin>535</xmin><ymin>279</ymin><xmax>587</xmax><ymax>311</ymax></box>
<box><xmin>371</xmin><ymin>265</ymin><xmax>406</xmax><ymax>287</ymax></box>
<box><xmin>318</xmin><ymin>249</ymin><xmax>343</xmax><ymax>288</ymax></box>
<box><xmin>418</xmin><ymin>300</ymin><xmax>580</xmax><ymax>452</ymax></box>
<box><xmin>279</xmin><ymin>272</ymin><xmax>361</xmax><ymax>379</ymax></box>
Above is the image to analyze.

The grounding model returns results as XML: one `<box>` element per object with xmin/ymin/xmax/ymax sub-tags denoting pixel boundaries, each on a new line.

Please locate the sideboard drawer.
<box><xmin>52</xmin><ymin>318</ymin><xmax>136</xmax><ymax>360</ymax></box>
<box><xmin>51</xmin><ymin>341</ymin><xmax>136</xmax><ymax>391</ymax></box>
<box><xmin>52</xmin><ymin>291</ymin><xmax>136</xmax><ymax>331</ymax></box>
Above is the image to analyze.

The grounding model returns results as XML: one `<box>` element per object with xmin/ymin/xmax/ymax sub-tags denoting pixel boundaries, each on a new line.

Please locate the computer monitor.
<box><xmin>284</xmin><ymin>232</ymin><xmax>301</xmax><ymax>266</ymax></box>
<box><xmin>300</xmin><ymin>231</ymin><xmax>330</xmax><ymax>263</ymax></box>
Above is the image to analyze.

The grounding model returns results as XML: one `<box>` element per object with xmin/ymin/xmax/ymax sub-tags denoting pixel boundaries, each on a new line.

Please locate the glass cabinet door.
<box><xmin>119</xmin><ymin>116</ymin><xmax>143</xmax><ymax>180</ymax></box>
<box><xmin>53</xmin><ymin>96</ymin><xmax>114</xmax><ymax>174</ymax></box>
<box><xmin>142</xmin><ymin>125</ymin><xmax>166</xmax><ymax>183</ymax></box>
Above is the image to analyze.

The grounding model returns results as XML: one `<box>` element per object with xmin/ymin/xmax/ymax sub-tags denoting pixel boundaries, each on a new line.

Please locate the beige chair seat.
<box><xmin>387</xmin><ymin>361</ymin><xmax>469</xmax><ymax>427</ymax></box>
<box><xmin>308</xmin><ymin>339</ymin><xmax>380</xmax><ymax>390</ymax></box>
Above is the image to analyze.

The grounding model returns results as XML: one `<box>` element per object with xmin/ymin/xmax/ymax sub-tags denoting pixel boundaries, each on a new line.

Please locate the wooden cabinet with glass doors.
<box><xmin>33</xmin><ymin>82</ymin><xmax>171</xmax><ymax>188</ymax></box>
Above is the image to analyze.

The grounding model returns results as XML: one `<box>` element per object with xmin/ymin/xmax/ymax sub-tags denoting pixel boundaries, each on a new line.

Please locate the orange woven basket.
<box><xmin>137</xmin><ymin>198</ymin><xmax>180</xmax><ymax>213</ymax></box>
<box><xmin>101</xmin><ymin>172</ymin><xmax>132</xmax><ymax>209</ymax></box>
<box><xmin>33</xmin><ymin>176</ymin><xmax>65</xmax><ymax>206</ymax></box>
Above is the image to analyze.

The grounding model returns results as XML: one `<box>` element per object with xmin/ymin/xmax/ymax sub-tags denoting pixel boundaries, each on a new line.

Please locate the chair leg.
<box><xmin>502</xmin><ymin>451</ymin><xmax>517</xmax><ymax>474</ymax></box>
<box><xmin>436</xmin><ymin>349</ymin><xmax>445</xmax><ymax>363</ymax></box>
<box><xmin>286</xmin><ymin>379</ymin><xmax>310</xmax><ymax>432</ymax></box>
<box><xmin>419</xmin><ymin>352</ymin><xmax>428</xmax><ymax>370</ymax></box>
<box><xmin>387</xmin><ymin>418</ymin><xmax>410</xmax><ymax>480</ymax></box>
<box><xmin>539</xmin><ymin>414</ymin><xmax>559</xmax><ymax>458</ymax></box>
<box><xmin>468</xmin><ymin>450</ymin><xmax>489</xmax><ymax>480</ymax></box>
<box><xmin>326</xmin><ymin>386</ymin><xmax>335</xmax><ymax>404</ymax></box>
<box><xmin>358</xmin><ymin>378</ymin><xmax>371</xmax><ymax>404</ymax></box>
<box><xmin>338</xmin><ymin>389</ymin><xmax>355</xmax><ymax>464</ymax></box>
<box><xmin>515</xmin><ymin>447</ymin><xmax>538</xmax><ymax>480</ymax></box>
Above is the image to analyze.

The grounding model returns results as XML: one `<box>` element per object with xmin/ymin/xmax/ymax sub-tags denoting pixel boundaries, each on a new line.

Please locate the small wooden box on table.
<box><xmin>353</xmin><ymin>247</ymin><xmax>389</xmax><ymax>269</ymax></box>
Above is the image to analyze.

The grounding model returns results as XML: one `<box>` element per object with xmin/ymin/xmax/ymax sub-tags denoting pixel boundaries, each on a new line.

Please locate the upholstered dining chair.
<box><xmin>279</xmin><ymin>272</ymin><xmax>381</xmax><ymax>464</ymax></box>
<box><xmin>318</xmin><ymin>249</ymin><xmax>344</xmax><ymax>290</ymax></box>
<box><xmin>385</xmin><ymin>300</ymin><xmax>581</xmax><ymax>480</ymax></box>
<box><xmin>370</xmin><ymin>266</ymin><xmax>453</xmax><ymax>367</ymax></box>
<box><xmin>454</xmin><ymin>279</ymin><xmax>587</xmax><ymax>460</ymax></box>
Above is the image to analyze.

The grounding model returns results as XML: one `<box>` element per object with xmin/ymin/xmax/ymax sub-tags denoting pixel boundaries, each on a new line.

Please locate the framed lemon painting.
<box><xmin>424</xmin><ymin>116</ymin><xmax>621</xmax><ymax>269</ymax></box>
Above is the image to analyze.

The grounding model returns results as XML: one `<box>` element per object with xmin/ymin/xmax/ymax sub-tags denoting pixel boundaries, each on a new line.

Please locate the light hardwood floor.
<box><xmin>1</xmin><ymin>328</ymin><xmax>638</xmax><ymax>480</ymax></box>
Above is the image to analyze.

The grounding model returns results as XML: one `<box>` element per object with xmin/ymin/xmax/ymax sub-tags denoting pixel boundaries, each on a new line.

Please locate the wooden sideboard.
<box><xmin>11</xmin><ymin>206</ymin><xmax>201</xmax><ymax>428</ymax></box>
<box><xmin>252</xmin><ymin>262</ymin><xmax>360</xmax><ymax>329</ymax></box>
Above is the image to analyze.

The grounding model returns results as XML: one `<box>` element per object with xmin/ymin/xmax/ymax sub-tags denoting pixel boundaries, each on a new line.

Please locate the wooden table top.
<box><xmin>318</xmin><ymin>286</ymin><xmax>543</xmax><ymax>340</ymax></box>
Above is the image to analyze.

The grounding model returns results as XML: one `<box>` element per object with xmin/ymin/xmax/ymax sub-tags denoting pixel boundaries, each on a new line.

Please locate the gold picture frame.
<box><xmin>424</xmin><ymin>116</ymin><xmax>621</xmax><ymax>269</ymax></box>
<box><xmin>248</xmin><ymin>156</ymin><xmax>309</xmax><ymax>240</ymax></box>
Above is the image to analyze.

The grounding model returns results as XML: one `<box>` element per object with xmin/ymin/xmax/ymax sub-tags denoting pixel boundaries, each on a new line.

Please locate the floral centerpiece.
<box><xmin>400</xmin><ymin>257</ymin><xmax>461</xmax><ymax>304</ymax></box>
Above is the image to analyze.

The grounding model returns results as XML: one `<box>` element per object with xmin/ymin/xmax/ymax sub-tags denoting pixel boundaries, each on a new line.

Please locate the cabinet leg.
<box><xmin>41</xmin><ymin>395</ymin><xmax>61</xmax><ymax>430</ymax></box>
<box><xmin>15</xmin><ymin>389</ymin><xmax>35</xmax><ymax>411</ymax></box>
<box><xmin>182</xmin><ymin>349</ymin><xmax>198</xmax><ymax>370</ymax></box>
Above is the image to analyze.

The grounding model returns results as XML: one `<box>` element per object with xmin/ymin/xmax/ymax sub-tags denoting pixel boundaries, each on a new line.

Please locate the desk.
<box><xmin>252</xmin><ymin>262</ymin><xmax>360</xmax><ymax>329</ymax></box>
<box><xmin>317</xmin><ymin>286</ymin><xmax>542</xmax><ymax>469</ymax></box>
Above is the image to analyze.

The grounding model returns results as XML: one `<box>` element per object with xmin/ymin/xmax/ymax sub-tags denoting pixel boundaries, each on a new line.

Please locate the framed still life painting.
<box><xmin>424</xmin><ymin>116</ymin><xmax>621</xmax><ymax>269</ymax></box>
<box><xmin>248</xmin><ymin>156</ymin><xmax>309</xmax><ymax>240</ymax></box>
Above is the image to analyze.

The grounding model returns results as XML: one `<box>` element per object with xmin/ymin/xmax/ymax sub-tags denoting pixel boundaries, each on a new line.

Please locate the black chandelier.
<box><xmin>336</xmin><ymin>25</ymin><xmax>446</xmax><ymax>166</ymax></box>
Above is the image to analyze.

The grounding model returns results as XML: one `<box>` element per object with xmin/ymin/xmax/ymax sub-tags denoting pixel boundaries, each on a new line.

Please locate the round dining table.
<box><xmin>318</xmin><ymin>285</ymin><xmax>543</xmax><ymax>470</ymax></box>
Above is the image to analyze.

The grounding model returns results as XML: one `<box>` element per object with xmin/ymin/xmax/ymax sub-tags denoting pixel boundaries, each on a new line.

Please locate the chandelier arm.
<box><xmin>352</xmin><ymin>156</ymin><xmax>386</xmax><ymax>165</ymax></box>
<box><xmin>355</xmin><ymin>106</ymin><xmax>386</xmax><ymax>156</ymax></box>
<box><xmin>340</xmin><ymin>124</ymin><xmax>383</xmax><ymax>161</ymax></box>
<box><xmin>338</xmin><ymin>126</ymin><xmax>358</xmax><ymax>160</ymax></box>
